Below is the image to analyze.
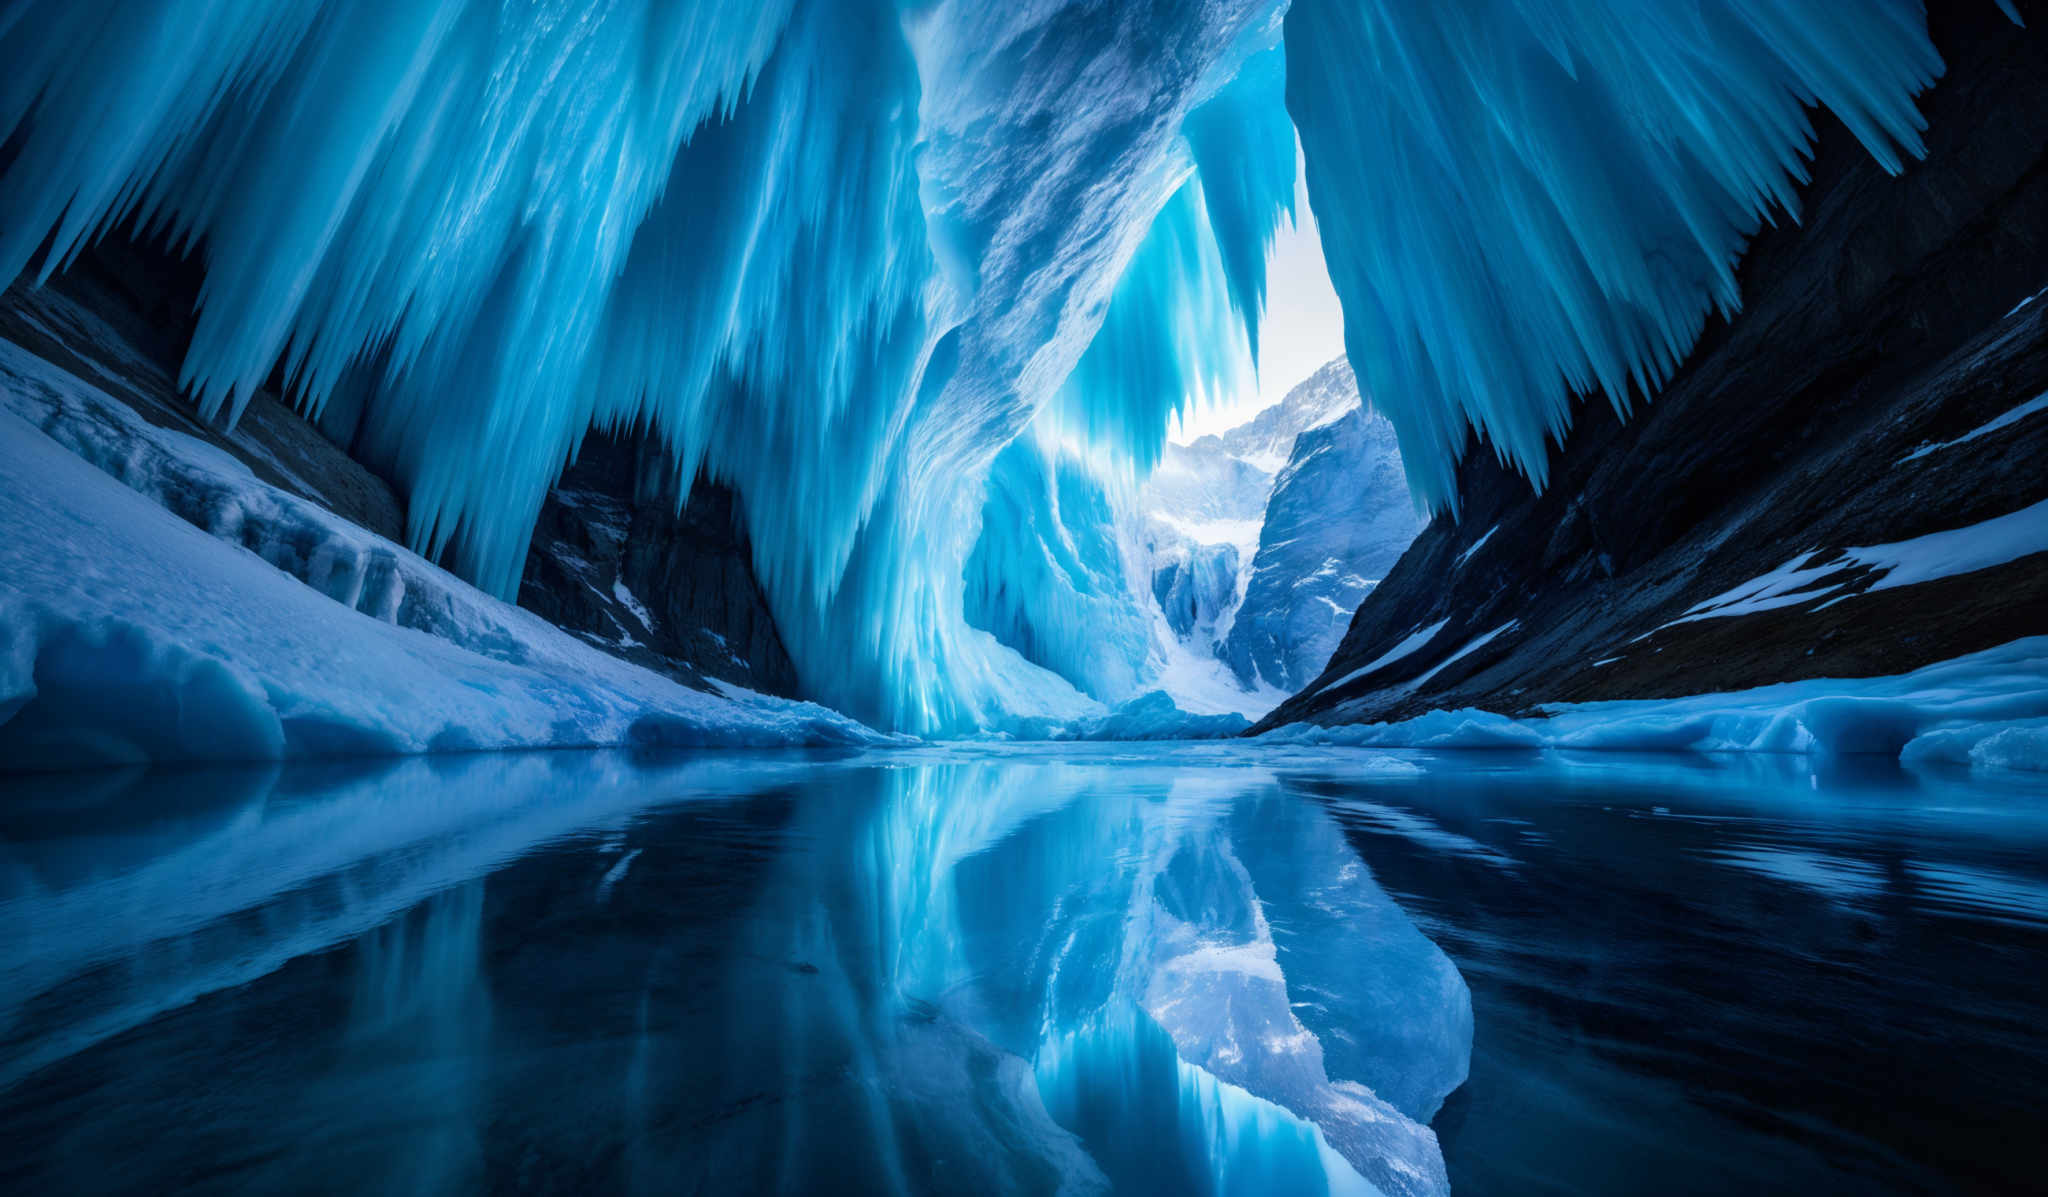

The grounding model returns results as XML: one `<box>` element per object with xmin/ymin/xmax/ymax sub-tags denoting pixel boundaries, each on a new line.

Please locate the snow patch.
<box><xmin>1453</xmin><ymin>525</ymin><xmax>1497</xmax><ymax>568</ymax></box>
<box><xmin>0</xmin><ymin>351</ymin><xmax>886</xmax><ymax>772</ymax></box>
<box><xmin>1406</xmin><ymin>622</ymin><xmax>1518</xmax><ymax>690</ymax></box>
<box><xmin>1320</xmin><ymin>619</ymin><xmax>1451</xmax><ymax>695</ymax></box>
<box><xmin>1660</xmin><ymin>498</ymin><xmax>2048</xmax><ymax>633</ymax></box>
<box><xmin>1266</xmin><ymin>638</ymin><xmax>2048</xmax><ymax>770</ymax></box>
<box><xmin>1845</xmin><ymin>498</ymin><xmax>2048</xmax><ymax>593</ymax></box>
<box><xmin>611</xmin><ymin>580</ymin><xmax>655</xmax><ymax>632</ymax></box>
<box><xmin>1897</xmin><ymin>393</ymin><xmax>2048</xmax><ymax>464</ymax></box>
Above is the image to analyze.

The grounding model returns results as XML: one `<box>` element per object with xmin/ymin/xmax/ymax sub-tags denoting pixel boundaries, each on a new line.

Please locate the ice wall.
<box><xmin>963</xmin><ymin>437</ymin><xmax>1153</xmax><ymax>705</ymax></box>
<box><xmin>0</xmin><ymin>0</ymin><xmax>1965</xmax><ymax>733</ymax></box>
<box><xmin>0</xmin><ymin>0</ymin><xmax>1293</xmax><ymax>733</ymax></box>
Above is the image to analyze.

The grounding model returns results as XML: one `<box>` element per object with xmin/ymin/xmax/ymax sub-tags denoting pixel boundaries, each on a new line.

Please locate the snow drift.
<box><xmin>0</xmin><ymin>342</ymin><xmax>882</xmax><ymax>772</ymax></box>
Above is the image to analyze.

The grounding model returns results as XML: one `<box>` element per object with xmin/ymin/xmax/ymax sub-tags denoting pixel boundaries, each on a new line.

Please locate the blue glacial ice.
<box><xmin>0</xmin><ymin>0</ymin><xmax>1973</xmax><ymax>736</ymax></box>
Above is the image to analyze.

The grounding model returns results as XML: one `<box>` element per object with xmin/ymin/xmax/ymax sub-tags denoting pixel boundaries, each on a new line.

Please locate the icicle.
<box><xmin>1182</xmin><ymin>46</ymin><xmax>1298</xmax><ymax>367</ymax></box>
<box><xmin>1284</xmin><ymin>0</ymin><xmax>1944</xmax><ymax>510</ymax></box>
<box><xmin>0</xmin><ymin>0</ymin><xmax>1960</xmax><ymax>738</ymax></box>
<box><xmin>1044</xmin><ymin>178</ymin><xmax>1254</xmax><ymax>473</ymax></box>
<box><xmin>963</xmin><ymin>435</ymin><xmax>1152</xmax><ymax>704</ymax></box>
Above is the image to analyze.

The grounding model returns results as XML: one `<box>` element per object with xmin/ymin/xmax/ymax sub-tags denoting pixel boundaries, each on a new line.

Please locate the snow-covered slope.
<box><xmin>1224</xmin><ymin>404</ymin><xmax>1424</xmax><ymax>692</ymax></box>
<box><xmin>0</xmin><ymin>341</ymin><xmax>885</xmax><ymax>772</ymax></box>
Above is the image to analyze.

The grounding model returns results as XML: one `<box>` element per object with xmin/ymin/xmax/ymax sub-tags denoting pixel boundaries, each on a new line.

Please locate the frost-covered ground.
<box><xmin>1265</xmin><ymin>638</ymin><xmax>2048</xmax><ymax>772</ymax></box>
<box><xmin>0</xmin><ymin>341</ymin><xmax>886</xmax><ymax>772</ymax></box>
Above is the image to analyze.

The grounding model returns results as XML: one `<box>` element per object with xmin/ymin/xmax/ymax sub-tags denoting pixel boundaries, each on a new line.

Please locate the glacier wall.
<box><xmin>0</xmin><ymin>0</ymin><xmax>1963</xmax><ymax>732</ymax></box>
<box><xmin>963</xmin><ymin>437</ymin><xmax>1153</xmax><ymax>705</ymax></box>
<box><xmin>0</xmin><ymin>0</ymin><xmax>1291</xmax><ymax>733</ymax></box>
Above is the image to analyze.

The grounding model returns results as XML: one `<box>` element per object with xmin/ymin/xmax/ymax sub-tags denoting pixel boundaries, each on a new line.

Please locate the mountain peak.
<box><xmin>1210</xmin><ymin>356</ymin><xmax>1361</xmax><ymax>473</ymax></box>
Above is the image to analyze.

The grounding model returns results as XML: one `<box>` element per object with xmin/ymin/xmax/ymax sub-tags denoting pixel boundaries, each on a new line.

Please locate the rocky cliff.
<box><xmin>1262</xmin><ymin>1</ymin><xmax>2048</xmax><ymax>732</ymax></box>
<box><xmin>519</xmin><ymin>435</ymin><xmax>800</xmax><ymax>697</ymax></box>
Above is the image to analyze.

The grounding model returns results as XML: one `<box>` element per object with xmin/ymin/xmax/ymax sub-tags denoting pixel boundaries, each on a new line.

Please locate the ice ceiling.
<box><xmin>0</xmin><ymin>0</ymin><xmax>1962</xmax><ymax>733</ymax></box>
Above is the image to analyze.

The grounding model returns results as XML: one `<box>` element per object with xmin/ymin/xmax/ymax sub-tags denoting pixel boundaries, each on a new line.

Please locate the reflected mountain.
<box><xmin>0</xmin><ymin>750</ymin><xmax>1466</xmax><ymax>1195</ymax></box>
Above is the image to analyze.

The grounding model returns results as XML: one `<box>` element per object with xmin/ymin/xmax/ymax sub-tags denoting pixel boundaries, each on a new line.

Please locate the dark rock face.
<box><xmin>519</xmin><ymin>434</ymin><xmax>801</xmax><ymax>698</ymax></box>
<box><xmin>1262</xmin><ymin>2</ymin><xmax>2048</xmax><ymax>731</ymax></box>
<box><xmin>0</xmin><ymin>239</ymin><xmax>406</xmax><ymax>542</ymax></box>
<box><xmin>1223</xmin><ymin>405</ymin><xmax>1422</xmax><ymax>692</ymax></box>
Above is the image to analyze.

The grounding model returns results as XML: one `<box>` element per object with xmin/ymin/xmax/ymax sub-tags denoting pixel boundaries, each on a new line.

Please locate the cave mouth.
<box><xmin>1</xmin><ymin>4</ymin><xmax>2047</xmax><ymax>1195</ymax></box>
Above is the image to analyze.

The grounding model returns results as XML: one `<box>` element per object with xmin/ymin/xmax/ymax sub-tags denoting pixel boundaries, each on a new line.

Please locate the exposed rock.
<box><xmin>0</xmin><ymin>238</ymin><xmax>405</xmax><ymax>542</ymax></box>
<box><xmin>519</xmin><ymin>433</ymin><xmax>801</xmax><ymax>698</ymax></box>
<box><xmin>1135</xmin><ymin>354</ymin><xmax>1416</xmax><ymax>698</ymax></box>
<box><xmin>1263</xmin><ymin>2</ymin><xmax>2048</xmax><ymax>732</ymax></box>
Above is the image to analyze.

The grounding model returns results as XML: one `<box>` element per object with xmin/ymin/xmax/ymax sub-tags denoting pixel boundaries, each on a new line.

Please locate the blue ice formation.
<box><xmin>964</xmin><ymin>437</ymin><xmax>1153</xmax><ymax>705</ymax></box>
<box><xmin>0</xmin><ymin>0</ymin><xmax>1961</xmax><ymax>732</ymax></box>
<box><xmin>1041</xmin><ymin>179</ymin><xmax>1255</xmax><ymax>474</ymax></box>
<box><xmin>1043</xmin><ymin>46</ymin><xmax>1297</xmax><ymax>469</ymax></box>
<box><xmin>870</xmin><ymin>758</ymin><xmax>1464</xmax><ymax>1193</ymax></box>
<box><xmin>1285</xmin><ymin>0</ymin><xmax>1949</xmax><ymax>508</ymax></box>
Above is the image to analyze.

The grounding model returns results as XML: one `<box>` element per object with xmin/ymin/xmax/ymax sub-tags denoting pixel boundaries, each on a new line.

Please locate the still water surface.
<box><xmin>2</xmin><ymin>745</ymin><xmax>2043</xmax><ymax>1194</ymax></box>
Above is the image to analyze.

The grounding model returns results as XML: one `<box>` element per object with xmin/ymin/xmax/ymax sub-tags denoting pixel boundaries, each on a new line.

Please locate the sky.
<box><xmin>1172</xmin><ymin>161</ymin><xmax>1347</xmax><ymax>443</ymax></box>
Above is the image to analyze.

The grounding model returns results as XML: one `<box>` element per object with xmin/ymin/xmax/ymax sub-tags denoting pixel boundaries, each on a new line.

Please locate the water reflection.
<box><xmin>1</xmin><ymin>746</ymin><xmax>2042</xmax><ymax>1194</ymax></box>
<box><xmin>0</xmin><ymin>750</ymin><xmax>1465</xmax><ymax>1195</ymax></box>
<box><xmin>1273</xmin><ymin>749</ymin><xmax>2048</xmax><ymax>1196</ymax></box>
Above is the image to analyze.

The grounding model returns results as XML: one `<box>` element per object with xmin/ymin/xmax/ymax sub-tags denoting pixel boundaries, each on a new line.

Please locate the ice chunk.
<box><xmin>1076</xmin><ymin>691</ymin><xmax>1254</xmax><ymax>741</ymax></box>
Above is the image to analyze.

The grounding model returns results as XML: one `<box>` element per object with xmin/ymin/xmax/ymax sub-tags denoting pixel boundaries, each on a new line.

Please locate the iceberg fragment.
<box><xmin>1267</xmin><ymin>637</ymin><xmax>2048</xmax><ymax>770</ymax></box>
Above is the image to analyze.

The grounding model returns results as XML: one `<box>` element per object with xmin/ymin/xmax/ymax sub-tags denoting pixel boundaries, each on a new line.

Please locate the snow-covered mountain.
<box><xmin>1130</xmin><ymin>356</ymin><xmax>1421</xmax><ymax>708</ymax></box>
<box><xmin>1193</xmin><ymin>357</ymin><xmax>1364</xmax><ymax>474</ymax></box>
<box><xmin>1222</xmin><ymin>406</ymin><xmax>1424</xmax><ymax>692</ymax></box>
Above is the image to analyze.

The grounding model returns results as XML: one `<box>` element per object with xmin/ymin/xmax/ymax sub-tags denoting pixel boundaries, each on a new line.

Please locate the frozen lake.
<box><xmin>2</xmin><ymin>745</ymin><xmax>2042</xmax><ymax>1194</ymax></box>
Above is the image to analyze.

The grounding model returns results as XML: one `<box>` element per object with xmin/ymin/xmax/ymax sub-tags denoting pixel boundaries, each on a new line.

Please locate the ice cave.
<box><xmin>1</xmin><ymin>0</ymin><xmax>2044</xmax><ymax>1192</ymax></box>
